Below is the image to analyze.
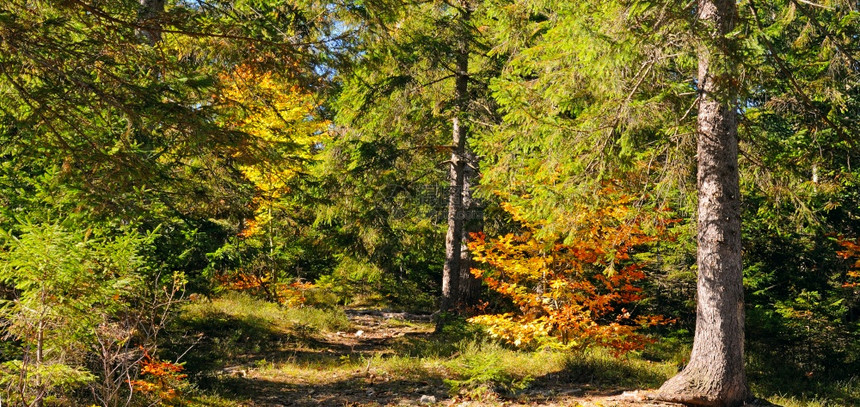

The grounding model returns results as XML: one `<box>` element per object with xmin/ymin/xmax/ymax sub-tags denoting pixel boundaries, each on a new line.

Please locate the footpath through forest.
<box><xmin>177</xmin><ymin>295</ymin><xmax>699</xmax><ymax>407</ymax></box>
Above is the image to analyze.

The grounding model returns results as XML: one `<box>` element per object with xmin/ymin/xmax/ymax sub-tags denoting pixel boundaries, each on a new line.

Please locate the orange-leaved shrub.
<box><xmin>216</xmin><ymin>271</ymin><xmax>314</xmax><ymax>306</ymax></box>
<box><xmin>837</xmin><ymin>237</ymin><xmax>860</xmax><ymax>289</ymax></box>
<box><xmin>468</xmin><ymin>190</ymin><xmax>674</xmax><ymax>353</ymax></box>
<box><xmin>128</xmin><ymin>348</ymin><xmax>188</xmax><ymax>405</ymax></box>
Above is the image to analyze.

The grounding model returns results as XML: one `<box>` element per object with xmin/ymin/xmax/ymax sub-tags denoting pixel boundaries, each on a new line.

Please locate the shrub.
<box><xmin>0</xmin><ymin>221</ymin><xmax>183</xmax><ymax>407</ymax></box>
<box><xmin>468</xmin><ymin>190</ymin><xmax>673</xmax><ymax>353</ymax></box>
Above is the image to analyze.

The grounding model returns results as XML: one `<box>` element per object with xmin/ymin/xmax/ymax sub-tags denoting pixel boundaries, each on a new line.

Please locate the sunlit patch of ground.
<box><xmin>174</xmin><ymin>294</ymin><xmax>855</xmax><ymax>407</ymax></box>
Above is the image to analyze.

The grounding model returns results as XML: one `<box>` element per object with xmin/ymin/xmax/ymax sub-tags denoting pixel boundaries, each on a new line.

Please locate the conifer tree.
<box><xmin>654</xmin><ymin>0</ymin><xmax>749</xmax><ymax>404</ymax></box>
<box><xmin>481</xmin><ymin>0</ymin><xmax>859</xmax><ymax>403</ymax></box>
<box><xmin>331</xmin><ymin>0</ymin><xmax>500</xmax><ymax>314</ymax></box>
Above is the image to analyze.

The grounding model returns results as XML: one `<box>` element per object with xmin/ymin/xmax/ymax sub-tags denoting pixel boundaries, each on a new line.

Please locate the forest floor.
<box><xmin>198</xmin><ymin>313</ymin><xmax>673</xmax><ymax>406</ymax></box>
<box><xmin>170</xmin><ymin>293</ymin><xmax>813</xmax><ymax>407</ymax></box>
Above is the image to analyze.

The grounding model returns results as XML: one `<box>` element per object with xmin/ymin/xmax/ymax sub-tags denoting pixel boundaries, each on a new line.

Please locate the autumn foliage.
<box><xmin>218</xmin><ymin>64</ymin><xmax>328</xmax><ymax>198</ymax></box>
<box><xmin>836</xmin><ymin>238</ymin><xmax>860</xmax><ymax>289</ymax></box>
<box><xmin>217</xmin><ymin>271</ymin><xmax>315</xmax><ymax>306</ymax></box>
<box><xmin>468</xmin><ymin>190</ymin><xmax>673</xmax><ymax>352</ymax></box>
<box><xmin>129</xmin><ymin>349</ymin><xmax>188</xmax><ymax>404</ymax></box>
<box><xmin>218</xmin><ymin>63</ymin><xmax>329</xmax><ymax>247</ymax></box>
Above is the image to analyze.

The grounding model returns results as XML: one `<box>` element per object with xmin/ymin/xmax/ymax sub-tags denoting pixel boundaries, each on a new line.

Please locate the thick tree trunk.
<box><xmin>440</xmin><ymin>2</ymin><xmax>472</xmax><ymax>316</ymax></box>
<box><xmin>655</xmin><ymin>0</ymin><xmax>749</xmax><ymax>405</ymax></box>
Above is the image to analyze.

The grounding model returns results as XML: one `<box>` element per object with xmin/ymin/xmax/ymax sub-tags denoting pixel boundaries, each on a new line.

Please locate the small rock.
<box><xmin>620</xmin><ymin>390</ymin><xmax>645</xmax><ymax>401</ymax></box>
<box><xmin>418</xmin><ymin>394</ymin><xmax>436</xmax><ymax>404</ymax></box>
<box><xmin>355</xmin><ymin>330</ymin><xmax>364</xmax><ymax>337</ymax></box>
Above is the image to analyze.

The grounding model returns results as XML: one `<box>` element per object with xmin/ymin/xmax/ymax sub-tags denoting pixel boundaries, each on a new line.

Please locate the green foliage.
<box><xmin>478</xmin><ymin>0</ymin><xmax>697</xmax><ymax>235</ymax></box>
<box><xmin>0</xmin><ymin>0</ymin><xmax>249</xmax><ymax>220</ymax></box>
<box><xmin>0</xmin><ymin>361</ymin><xmax>95</xmax><ymax>405</ymax></box>
<box><xmin>0</xmin><ymin>220</ymin><xmax>157</xmax><ymax>405</ymax></box>
<box><xmin>306</xmin><ymin>0</ymin><xmax>512</xmax><ymax>311</ymax></box>
<box><xmin>0</xmin><ymin>0</ymin><xmax>336</xmax><ymax>300</ymax></box>
<box><xmin>315</xmin><ymin>257</ymin><xmax>385</xmax><ymax>304</ymax></box>
<box><xmin>2</xmin><ymin>0</ymin><xmax>860</xmax><ymax>404</ymax></box>
<box><xmin>743</xmin><ymin>208</ymin><xmax>860</xmax><ymax>393</ymax></box>
<box><xmin>444</xmin><ymin>341</ymin><xmax>535</xmax><ymax>398</ymax></box>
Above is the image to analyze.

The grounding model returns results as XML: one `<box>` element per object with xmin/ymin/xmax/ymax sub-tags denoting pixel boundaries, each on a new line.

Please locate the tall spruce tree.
<box><xmin>479</xmin><ymin>0</ymin><xmax>753</xmax><ymax>402</ymax></box>
<box><xmin>441</xmin><ymin>0</ymin><xmax>481</xmax><ymax>314</ymax></box>
<box><xmin>655</xmin><ymin>0</ymin><xmax>749</xmax><ymax>404</ymax></box>
<box><xmin>481</xmin><ymin>0</ymin><xmax>859</xmax><ymax>403</ymax></box>
<box><xmin>331</xmin><ymin>0</ymin><xmax>500</xmax><ymax>314</ymax></box>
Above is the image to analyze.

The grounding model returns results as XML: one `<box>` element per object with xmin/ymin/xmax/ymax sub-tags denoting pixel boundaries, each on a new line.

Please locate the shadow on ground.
<box><xmin>199</xmin><ymin>373</ymin><xmax>448</xmax><ymax>406</ymax></box>
<box><xmin>167</xmin><ymin>310</ymin><xmax>330</xmax><ymax>374</ymax></box>
<box><xmin>170</xmin><ymin>307</ymin><xmax>800</xmax><ymax>406</ymax></box>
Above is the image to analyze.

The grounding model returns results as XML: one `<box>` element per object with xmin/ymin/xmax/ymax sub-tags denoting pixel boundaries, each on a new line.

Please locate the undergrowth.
<box><xmin>181</xmin><ymin>291</ymin><xmax>351</xmax><ymax>333</ymax></box>
<box><xmin>166</xmin><ymin>294</ymin><xmax>858</xmax><ymax>406</ymax></box>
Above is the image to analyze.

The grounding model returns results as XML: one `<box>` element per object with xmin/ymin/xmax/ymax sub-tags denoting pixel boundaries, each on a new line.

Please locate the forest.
<box><xmin>1</xmin><ymin>0</ymin><xmax>859</xmax><ymax>406</ymax></box>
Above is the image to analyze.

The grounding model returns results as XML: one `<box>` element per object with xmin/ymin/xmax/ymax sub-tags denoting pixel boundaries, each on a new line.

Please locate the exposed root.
<box><xmin>649</xmin><ymin>368</ymin><xmax>749</xmax><ymax>407</ymax></box>
<box><xmin>648</xmin><ymin>392</ymin><xmax>725</xmax><ymax>407</ymax></box>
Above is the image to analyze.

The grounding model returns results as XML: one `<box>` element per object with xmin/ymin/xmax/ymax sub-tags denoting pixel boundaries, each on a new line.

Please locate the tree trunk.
<box><xmin>458</xmin><ymin>149</ymin><xmax>481</xmax><ymax>306</ymax></box>
<box><xmin>655</xmin><ymin>0</ymin><xmax>749</xmax><ymax>405</ymax></box>
<box><xmin>33</xmin><ymin>291</ymin><xmax>46</xmax><ymax>407</ymax></box>
<box><xmin>440</xmin><ymin>2</ymin><xmax>471</xmax><ymax>316</ymax></box>
<box><xmin>441</xmin><ymin>117</ymin><xmax>466</xmax><ymax>314</ymax></box>
<box><xmin>138</xmin><ymin>0</ymin><xmax>165</xmax><ymax>45</ymax></box>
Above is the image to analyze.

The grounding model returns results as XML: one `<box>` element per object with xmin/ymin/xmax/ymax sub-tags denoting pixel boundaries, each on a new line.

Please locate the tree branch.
<box><xmin>748</xmin><ymin>0</ymin><xmax>859</xmax><ymax>152</ymax></box>
<box><xmin>67</xmin><ymin>0</ymin><xmax>345</xmax><ymax>50</ymax></box>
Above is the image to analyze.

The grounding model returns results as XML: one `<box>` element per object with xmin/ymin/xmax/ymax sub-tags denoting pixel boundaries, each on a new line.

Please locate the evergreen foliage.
<box><xmin>1</xmin><ymin>0</ymin><xmax>859</xmax><ymax>404</ymax></box>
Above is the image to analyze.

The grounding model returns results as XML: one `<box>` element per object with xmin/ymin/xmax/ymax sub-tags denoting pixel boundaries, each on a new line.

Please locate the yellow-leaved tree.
<box><xmin>214</xmin><ymin>64</ymin><xmax>329</xmax><ymax>303</ymax></box>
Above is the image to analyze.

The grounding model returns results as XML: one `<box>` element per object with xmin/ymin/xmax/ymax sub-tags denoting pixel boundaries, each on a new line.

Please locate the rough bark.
<box><xmin>655</xmin><ymin>0</ymin><xmax>749</xmax><ymax>405</ymax></box>
<box><xmin>440</xmin><ymin>2</ymin><xmax>472</xmax><ymax>315</ymax></box>
<box><xmin>138</xmin><ymin>0</ymin><xmax>165</xmax><ymax>45</ymax></box>
<box><xmin>441</xmin><ymin>114</ymin><xmax>466</xmax><ymax>314</ymax></box>
<box><xmin>458</xmin><ymin>149</ymin><xmax>481</xmax><ymax>305</ymax></box>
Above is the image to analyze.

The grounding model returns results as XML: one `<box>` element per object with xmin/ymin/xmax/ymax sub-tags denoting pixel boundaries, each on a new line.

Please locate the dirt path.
<box><xmin>200</xmin><ymin>310</ymin><xmax>685</xmax><ymax>407</ymax></box>
<box><xmin>323</xmin><ymin>310</ymin><xmax>436</xmax><ymax>354</ymax></box>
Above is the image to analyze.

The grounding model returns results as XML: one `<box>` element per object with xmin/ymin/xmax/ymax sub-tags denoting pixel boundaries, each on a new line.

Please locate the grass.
<box><xmin>755</xmin><ymin>376</ymin><xmax>860</xmax><ymax>407</ymax></box>
<box><xmin>180</xmin><ymin>291</ymin><xmax>351</xmax><ymax>333</ymax></box>
<box><xmin>745</xmin><ymin>336</ymin><xmax>860</xmax><ymax>407</ymax></box>
<box><xmin>166</xmin><ymin>293</ymin><xmax>860</xmax><ymax>406</ymax></box>
<box><xmin>167</xmin><ymin>292</ymin><xmax>351</xmax><ymax>375</ymax></box>
<box><xmin>559</xmin><ymin>348</ymin><xmax>676</xmax><ymax>389</ymax></box>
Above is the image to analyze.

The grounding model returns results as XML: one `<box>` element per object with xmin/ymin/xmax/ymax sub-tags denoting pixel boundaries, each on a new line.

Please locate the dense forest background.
<box><xmin>1</xmin><ymin>0</ymin><xmax>859</xmax><ymax>406</ymax></box>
